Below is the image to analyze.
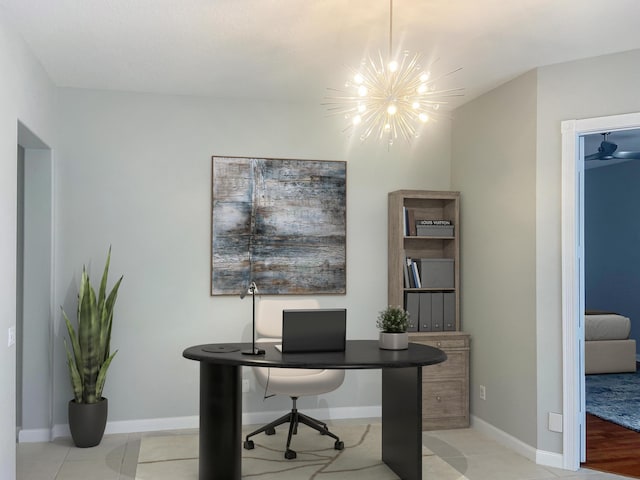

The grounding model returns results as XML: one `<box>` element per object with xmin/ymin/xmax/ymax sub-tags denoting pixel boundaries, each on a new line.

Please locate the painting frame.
<box><xmin>211</xmin><ymin>156</ymin><xmax>347</xmax><ymax>296</ymax></box>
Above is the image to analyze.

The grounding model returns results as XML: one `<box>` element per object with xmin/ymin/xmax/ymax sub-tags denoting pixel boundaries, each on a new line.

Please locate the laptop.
<box><xmin>280</xmin><ymin>308</ymin><xmax>347</xmax><ymax>353</ymax></box>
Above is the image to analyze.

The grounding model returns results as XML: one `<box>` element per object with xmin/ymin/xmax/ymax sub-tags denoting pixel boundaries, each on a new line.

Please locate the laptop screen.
<box><xmin>281</xmin><ymin>309</ymin><xmax>346</xmax><ymax>353</ymax></box>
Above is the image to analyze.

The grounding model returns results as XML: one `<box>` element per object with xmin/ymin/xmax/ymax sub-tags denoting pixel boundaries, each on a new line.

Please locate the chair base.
<box><xmin>243</xmin><ymin>397</ymin><xmax>344</xmax><ymax>459</ymax></box>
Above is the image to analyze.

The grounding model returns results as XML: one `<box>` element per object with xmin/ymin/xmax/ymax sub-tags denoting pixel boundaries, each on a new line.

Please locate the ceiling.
<box><xmin>2</xmin><ymin>0</ymin><xmax>640</xmax><ymax>108</ymax></box>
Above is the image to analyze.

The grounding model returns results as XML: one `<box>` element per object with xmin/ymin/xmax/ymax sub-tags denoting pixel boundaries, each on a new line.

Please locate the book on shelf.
<box><xmin>405</xmin><ymin>257</ymin><xmax>422</xmax><ymax>288</ymax></box>
<box><xmin>403</xmin><ymin>259</ymin><xmax>411</xmax><ymax>288</ymax></box>
<box><xmin>410</xmin><ymin>259</ymin><xmax>421</xmax><ymax>288</ymax></box>
<box><xmin>402</xmin><ymin>207</ymin><xmax>408</xmax><ymax>236</ymax></box>
<box><xmin>404</xmin><ymin>257</ymin><xmax>414</xmax><ymax>288</ymax></box>
<box><xmin>407</xmin><ymin>208</ymin><xmax>417</xmax><ymax>236</ymax></box>
<box><xmin>416</xmin><ymin>219</ymin><xmax>452</xmax><ymax>226</ymax></box>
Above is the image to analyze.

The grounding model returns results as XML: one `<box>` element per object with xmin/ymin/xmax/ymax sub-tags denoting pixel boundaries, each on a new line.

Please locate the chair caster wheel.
<box><xmin>284</xmin><ymin>449</ymin><xmax>297</xmax><ymax>460</ymax></box>
<box><xmin>334</xmin><ymin>440</ymin><xmax>344</xmax><ymax>450</ymax></box>
<box><xmin>243</xmin><ymin>440</ymin><xmax>254</xmax><ymax>450</ymax></box>
<box><xmin>266</xmin><ymin>427</ymin><xmax>276</xmax><ymax>435</ymax></box>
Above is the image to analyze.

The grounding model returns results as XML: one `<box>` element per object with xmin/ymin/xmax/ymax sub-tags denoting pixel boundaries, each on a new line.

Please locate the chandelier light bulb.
<box><xmin>358</xmin><ymin>103</ymin><xmax>366</xmax><ymax>113</ymax></box>
<box><xmin>358</xmin><ymin>85</ymin><xmax>368</xmax><ymax>97</ymax></box>
<box><xmin>354</xmin><ymin>73</ymin><xmax>364</xmax><ymax>84</ymax></box>
<box><xmin>353</xmin><ymin>115</ymin><xmax>362</xmax><ymax>125</ymax></box>
<box><xmin>388</xmin><ymin>60</ymin><xmax>399</xmax><ymax>73</ymax></box>
<box><xmin>387</xmin><ymin>104</ymin><xmax>397</xmax><ymax>115</ymax></box>
<box><xmin>420</xmin><ymin>72</ymin><xmax>430</xmax><ymax>82</ymax></box>
<box><xmin>417</xmin><ymin>84</ymin><xmax>427</xmax><ymax>94</ymax></box>
<box><xmin>419</xmin><ymin>113</ymin><xmax>429</xmax><ymax>123</ymax></box>
<box><xmin>412</xmin><ymin>101</ymin><xmax>420</xmax><ymax>109</ymax></box>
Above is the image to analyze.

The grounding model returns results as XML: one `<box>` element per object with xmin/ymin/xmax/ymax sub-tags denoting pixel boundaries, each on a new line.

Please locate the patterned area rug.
<box><xmin>135</xmin><ymin>424</ymin><xmax>462</xmax><ymax>479</ymax></box>
<box><xmin>586</xmin><ymin>368</ymin><xmax>640</xmax><ymax>432</ymax></box>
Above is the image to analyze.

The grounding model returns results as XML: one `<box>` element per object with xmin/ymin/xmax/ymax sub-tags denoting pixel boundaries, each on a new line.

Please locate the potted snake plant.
<box><xmin>62</xmin><ymin>247</ymin><xmax>123</xmax><ymax>447</ymax></box>
<box><xmin>377</xmin><ymin>305</ymin><xmax>410</xmax><ymax>350</ymax></box>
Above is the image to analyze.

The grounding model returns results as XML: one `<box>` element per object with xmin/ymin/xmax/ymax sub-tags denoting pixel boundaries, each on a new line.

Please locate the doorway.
<box><xmin>16</xmin><ymin>121</ymin><xmax>54</xmax><ymax>442</ymax></box>
<box><xmin>561</xmin><ymin>112</ymin><xmax>640</xmax><ymax>470</ymax></box>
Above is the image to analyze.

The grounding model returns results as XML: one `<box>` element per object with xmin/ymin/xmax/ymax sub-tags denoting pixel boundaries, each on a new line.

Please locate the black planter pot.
<box><xmin>68</xmin><ymin>397</ymin><xmax>108</xmax><ymax>448</ymax></box>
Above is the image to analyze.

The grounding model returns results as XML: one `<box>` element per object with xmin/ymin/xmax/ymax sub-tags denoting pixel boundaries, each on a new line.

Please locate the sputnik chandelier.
<box><xmin>325</xmin><ymin>0</ymin><xmax>463</xmax><ymax>145</ymax></box>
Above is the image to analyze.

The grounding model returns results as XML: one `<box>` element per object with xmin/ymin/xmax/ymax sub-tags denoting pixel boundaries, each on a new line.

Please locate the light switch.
<box><xmin>548</xmin><ymin>412</ymin><xmax>563</xmax><ymax>432</ymax></box>
<box><xmin>8</xmin><ymin>326</ymin><xmax>16</xmax><ymax>347</ymax></box>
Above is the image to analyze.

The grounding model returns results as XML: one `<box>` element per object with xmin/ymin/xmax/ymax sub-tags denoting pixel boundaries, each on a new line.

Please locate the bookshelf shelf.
<box><xmin>403</xmin><ymin>287</ymin><xmax>456</xmax><ymax>292</ymax></box>
<box><xmin>404</xmin><ymin>235</ymin><xmax>455</xmax><ymax>240</ymax></box>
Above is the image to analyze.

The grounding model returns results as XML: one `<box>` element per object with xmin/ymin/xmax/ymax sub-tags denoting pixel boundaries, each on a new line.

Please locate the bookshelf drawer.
<box><xmin>423</xmin><ymin>351</ymin><xmax>467</xmax><ymax>380</ymax></box>
<box><xmin>422</xmin><ymin>379</ymin><xmax>468</xmax><ymax>423</ymax></box>
<box><xmin>410</xmin><ymin>336</ymin><xmax>468</xmax><ymax>350</ymax></box>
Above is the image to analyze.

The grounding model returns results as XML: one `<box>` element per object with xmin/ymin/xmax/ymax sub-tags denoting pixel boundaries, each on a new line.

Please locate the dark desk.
<box><xmin>183</xmin><ymin>339</ymin><xmax>446</xmax><ymax>480</ymax></box>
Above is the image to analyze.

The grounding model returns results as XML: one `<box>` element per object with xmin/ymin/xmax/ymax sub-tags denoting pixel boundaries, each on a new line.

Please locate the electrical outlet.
<box><xmin>242</xmin><ymin>379</ymin><xmax>250</xmax><ymax>393</ymax></box>
<box><xmin>8</xmin><ymin>326</ymin><xmax>16</xmax><ymax>347</ymax></box>
<box><xmin>479</xmin><ymin>385</ymin><xmax>486</xmax><ymax>400</ymax></box>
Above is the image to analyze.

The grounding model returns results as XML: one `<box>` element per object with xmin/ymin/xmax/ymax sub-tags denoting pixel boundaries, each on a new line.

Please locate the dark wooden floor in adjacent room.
<box><xmin>582</xmin><ymin>413</ymin><xmax>640</xmax><ymax>479</ymax></box>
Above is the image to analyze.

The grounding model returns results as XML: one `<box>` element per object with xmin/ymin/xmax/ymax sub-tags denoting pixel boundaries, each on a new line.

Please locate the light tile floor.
<box><xmin>17</xmin><ymin>421</ymin><xmax>635</xmax><ymax>480</ymax></box>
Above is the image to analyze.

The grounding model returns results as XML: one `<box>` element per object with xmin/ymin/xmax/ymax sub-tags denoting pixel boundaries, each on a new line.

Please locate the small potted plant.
<box><xmin>62</xmin><ymin>247</ymin><xmax>123</xmax><ymax>447</ymax></box>
<box><xmin>377</xmin><ymin>305</ymin><xmax>410</xmax><ymax>350</ymax></box>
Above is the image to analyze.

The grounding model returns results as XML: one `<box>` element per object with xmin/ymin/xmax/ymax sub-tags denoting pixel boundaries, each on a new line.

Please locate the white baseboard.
<box><xmin>18</xmin><ymin>428</ymin><xmax>52</xmax><ymax>443</ymax></box>
<box><xmin>33</xmin><ymin>406</ymin><xmax>382</xmax><ymax>443</ymax></box>
<box><xmin>470</xmin><ymin>415</ymin><xmax>564</xmax><ymax>470</ymax></box>
<box><xmin>536</xmin><ymin>449</ymin><xmax>564</xmax><ymax>470</ymax></box>
<box><xmin>22</xmin><ymin>408</ymin><xmax>566</xmax><ymax>472</ymax></box>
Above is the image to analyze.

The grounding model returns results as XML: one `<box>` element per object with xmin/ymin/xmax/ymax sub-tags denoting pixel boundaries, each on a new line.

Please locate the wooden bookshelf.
<box><xmin>388</xmin><ymin>190</ymin><xmax>460</xmax><ymax>330</ymax></box>
<box><xmin>388</xmin><ymin>190</ymin><xmax>469</xmax><ymax>430</ymax></box>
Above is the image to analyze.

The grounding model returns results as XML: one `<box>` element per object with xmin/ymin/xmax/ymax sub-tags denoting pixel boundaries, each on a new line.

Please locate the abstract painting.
<box><xmin>211</xmin><ymin>156</ymin><xmax>346</xmax><ymax>295</ymax></box>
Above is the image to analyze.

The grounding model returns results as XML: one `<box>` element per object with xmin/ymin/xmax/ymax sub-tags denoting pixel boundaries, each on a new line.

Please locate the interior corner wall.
<box><xmin>536</xmin><ymin>48</ymin><xmax>640</xmax><ymax>454</ymax></box>
<box><xmin>451</xmin><ymin>70</ymin><xmax>538</xmax><ymax>448</ymax></box>
<box><xmin>51</xmin><ymin>87</ymin><xmax>453</xmax><ymax>429</ymax></box>
<box><xmin>0</xmin><ymin>7</ymin><xmax>55</xmax><ymax>480</ymax></box>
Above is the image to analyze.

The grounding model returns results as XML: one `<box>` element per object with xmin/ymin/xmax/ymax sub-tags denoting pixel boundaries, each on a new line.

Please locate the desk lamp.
<box><xmin>241</xmin><ymin>281</ymin><xmax>265</xmax><ymax>355</ymax></box>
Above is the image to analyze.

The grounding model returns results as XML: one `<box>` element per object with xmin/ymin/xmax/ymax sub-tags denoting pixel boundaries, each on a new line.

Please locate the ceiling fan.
<box><xmin>585</xmin><ymin>132</ymin><xmax>640</xmax><ymax>160</ymax></box>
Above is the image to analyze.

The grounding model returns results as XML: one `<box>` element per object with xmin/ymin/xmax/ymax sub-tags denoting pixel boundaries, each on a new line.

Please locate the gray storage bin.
<box><xmin>443</xmin><ymin>292</ymin><xmax>456</xmax><ymax>330</ymax></box>
<box><xmin>420</xmin><ymin>258</ymin><xmax>454</xmax><ymax>288</ymax></box>
<box><xmin>416</xmin><ymin>224</ymin><xmax>454</xmax><ymax>236</ymax></box>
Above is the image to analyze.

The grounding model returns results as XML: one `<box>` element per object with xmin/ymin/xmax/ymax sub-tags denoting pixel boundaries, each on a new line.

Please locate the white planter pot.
<box><xmin>379</xmin><ymin>332</ymin><xmax>409</xmax><ymax>350</ymax></box>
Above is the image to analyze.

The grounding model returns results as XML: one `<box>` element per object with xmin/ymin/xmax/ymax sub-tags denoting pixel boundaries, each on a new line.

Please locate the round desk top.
<box><xmin>183</xmin><ymin>339</ymin><xmax>446</xmax><ymax>369</ymax></box>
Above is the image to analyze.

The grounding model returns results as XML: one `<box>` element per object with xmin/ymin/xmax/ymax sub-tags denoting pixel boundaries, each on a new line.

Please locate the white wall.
<box><xmin>52</xmin><ymin>87</ymin><xmax>453</xmax><ymax>428</ymax></box>
<box><xmin>0</xmin><ymin>7</ymin><xmax>55</xmax><ymax>479</ymax></box>
<box><xmin>536</xmin><ymin>48</ymin><xmax>640</xmax><ymax>454</ymax></box>
<box><xmin>451</xmin><ymin>71</ymin><xmax>538</xmax><ymax>447</ymax></box>
<box><xmin>451</xmin><ymin>48</ymin><xmax>640</xmax><ymax>459</ymax></box>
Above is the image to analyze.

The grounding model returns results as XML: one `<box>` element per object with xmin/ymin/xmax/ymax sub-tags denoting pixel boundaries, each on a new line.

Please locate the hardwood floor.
<box><xmin>583</xmin><ymin>413</ymin><xmax>640</xmax><ymax>478</ymax></box>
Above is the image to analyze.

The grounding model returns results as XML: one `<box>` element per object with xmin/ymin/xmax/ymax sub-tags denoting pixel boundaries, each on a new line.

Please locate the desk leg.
<box><xmin>382</xmin><ymin>366</ymin><xmax>422</xmax><ymax>480</ymax></box>
<box><xmin>199</xmin><ymin>363</ymin><xmax>241</xmax><ymax>480</ymax></box>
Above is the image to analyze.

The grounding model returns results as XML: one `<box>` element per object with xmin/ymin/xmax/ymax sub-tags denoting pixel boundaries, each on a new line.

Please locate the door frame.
<box><xmin>16</xmin><ymin>121</ymin><xmax>55</xmax><ymax>442</ymax></box>
<box><xmin>561</xmin><ymin>112</ymin><xmax>640</xmax><ymax>469</ymax></box>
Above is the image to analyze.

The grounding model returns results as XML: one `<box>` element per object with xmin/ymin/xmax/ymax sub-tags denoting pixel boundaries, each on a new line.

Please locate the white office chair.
<box><xmin>243</xmin><ymin>297</ymin><xmax>345</xmax><ymax>459</ymax></box>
